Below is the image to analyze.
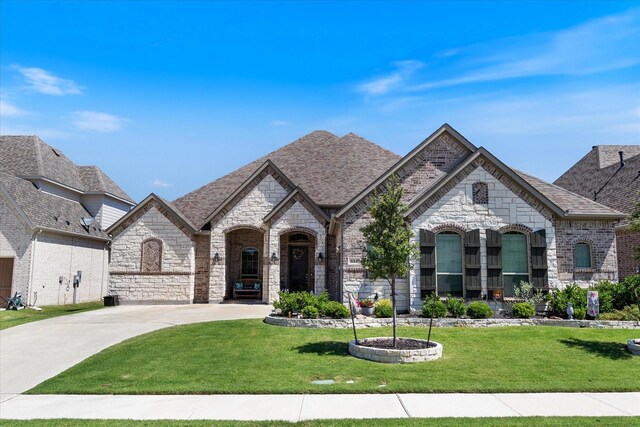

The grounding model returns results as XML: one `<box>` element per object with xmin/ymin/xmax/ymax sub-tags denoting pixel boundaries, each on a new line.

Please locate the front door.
<box><xmin>0</xmin><ymin>258</ymin><xmax>14</xmax><ymax>301</ymax></box>
<box><xmin>289</xmin><ymin>246</ymin><xmax>309</xmax><ymax>292</ymax></box>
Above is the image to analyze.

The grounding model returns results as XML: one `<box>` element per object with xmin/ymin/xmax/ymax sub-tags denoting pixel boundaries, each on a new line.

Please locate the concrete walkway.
<box><xmin>1</xmin><ymin>392</ymin><xmax>639</xmax><ymax>420</ymax></box>
<box><xmin>1</xmin><ymin>305</ymin><xmax>638</xmax><ymax>421</ymax></box>
<box><xmin>0</xmin><ymin>304</ymin><xmax>273</xmax><ymax>395</ymax></box>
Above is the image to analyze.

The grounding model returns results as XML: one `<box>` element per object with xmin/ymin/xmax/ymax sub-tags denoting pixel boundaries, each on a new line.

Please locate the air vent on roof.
<box><xmin>51</xmin><ymin>148</ymin><xmax>61</xmax><ymax>157</ymax></box>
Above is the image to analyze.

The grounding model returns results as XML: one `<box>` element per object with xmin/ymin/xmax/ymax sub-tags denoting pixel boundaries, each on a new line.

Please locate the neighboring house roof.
<box><xmin>0</xmin><ymin>171</ymin><xmax>109</xmax><ymax>240</ymax></box>
<box><xmin>173</xmin><ymin>130</ymin><xmax>400</xmax><ymax>228</ymax></box>
<box><xmin>554</xmin><ymin>145</ymin><xmax>640</xmax><ymax>216</ymax></box>
<box><xmin>0</xmin><ymin>135</ymin><xmax>134</xmax><ymax>203</ymax></box>
<box><xmin>405</xmin><ymin>147</ymin><xmax>624</xmax><ymax>220</ymax></box>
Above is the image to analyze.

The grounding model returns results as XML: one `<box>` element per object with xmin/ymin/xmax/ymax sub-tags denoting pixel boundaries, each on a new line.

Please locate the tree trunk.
<box><xmin>391</xmin><ymin>277</ymin><xmax>397</xmax><ymax>348</ymax></box>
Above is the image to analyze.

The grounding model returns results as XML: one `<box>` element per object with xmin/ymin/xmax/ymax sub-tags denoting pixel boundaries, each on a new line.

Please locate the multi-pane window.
<box><xmin>436</xmin><ymin>232</ymin><xmax>463</xmax><ymax>297</ymax></box>
<box><xmin>502</xmin><ymin>232</ymin><xmax>529</xmax><ymax>297</ymax></box>
<box><xmin>241</xmin><ymin>247</ymin><xmax>259</xmax><ymax>278</ymax></box>
<box><xmin>575</xmin><ymin>243</ymin><xmax>592</xmax><ymax>269</ymax></box>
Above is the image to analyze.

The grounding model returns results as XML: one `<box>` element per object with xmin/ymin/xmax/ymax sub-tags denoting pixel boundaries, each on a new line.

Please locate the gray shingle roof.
<box><xmin>554</xmin><ymin>145</ymin><xmax>640</xmax><ymax>216</ymax></box>
<box><xmin>0</xmin><ymin>172</ymin><xmax>109</xmax><ymax>240</ymax></box>
<box><xmin>0</xmin><ymin>135</ymin><xmax>134</xmax><ymax>203</ymax></box>
<box><xmin>173</xmin><ymin>131</ymin><xmax>400</xmax><ymax>227</ymax></box>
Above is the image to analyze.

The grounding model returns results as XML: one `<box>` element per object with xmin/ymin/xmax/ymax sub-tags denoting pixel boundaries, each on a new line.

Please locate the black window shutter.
<box><xmin>419</xmin><ymin>229</ymin><xmax>436</xmax><ymax>296</ymax></box>
<box><xmin>464</xmin><ymin>229</ymin><xmax>481</xmax><ymax>289</ymax></box>
<box><xmin>530</xmin><ymin>229</ymin><xmax>548</xmax><ymax>289</ymax></box>
<box><xmin>486</xmin><ymin>229</ymin><xmax>502</xmax><ymax>289</ymax></box>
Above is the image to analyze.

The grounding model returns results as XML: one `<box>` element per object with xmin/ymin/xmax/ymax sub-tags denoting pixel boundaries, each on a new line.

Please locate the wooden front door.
<box><xmin>288</xmin><ymin>246</ymin><xmax>309</xmax><ymax>292</ymax></box>
<box><xmin>0</xmin><ymin>258</ymin><xmax>14</xmax><ymax>300</ymax></box>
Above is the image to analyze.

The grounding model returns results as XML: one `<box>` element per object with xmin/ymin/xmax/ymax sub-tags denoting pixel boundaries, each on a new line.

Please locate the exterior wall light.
<box><xmin>317</xmin><ymin>252</ymin><xmax>324</xmax><ymax>264</ymax></box>
<box><xmin>213</xmin><ymin>252</ymin><xmax>220</xmax><ymax>263</ymax></box>
<box><xmin>271</xmin><ymin>252</ymin><xmax>278</xmax><ymax>263</ymax></box>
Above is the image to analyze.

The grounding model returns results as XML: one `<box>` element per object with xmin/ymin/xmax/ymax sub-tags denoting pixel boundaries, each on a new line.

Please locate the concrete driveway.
<box><xmin>0</xmin><ymin>304</ymin><xmax>273</xmax><ymax>397</ymax></box>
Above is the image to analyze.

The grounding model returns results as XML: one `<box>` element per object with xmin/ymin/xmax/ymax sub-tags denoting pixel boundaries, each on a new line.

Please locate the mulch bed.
<box><xmin>358</xmin><ymin>337</ymin><xmax>436</xmax><ymax>350</ymax></box>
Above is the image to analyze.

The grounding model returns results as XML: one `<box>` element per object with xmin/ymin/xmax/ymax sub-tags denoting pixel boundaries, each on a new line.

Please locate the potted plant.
<box><xmin>357</xmin><ymin>298</ymin><xmax>375</xmax><ymax>316</ymax></box>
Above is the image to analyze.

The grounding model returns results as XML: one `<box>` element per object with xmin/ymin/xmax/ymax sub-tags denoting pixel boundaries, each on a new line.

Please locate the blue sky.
<box><xmin>1</xmin><ymin>1</ymin><xmax>639</xmax><ymax>202</ymax></box>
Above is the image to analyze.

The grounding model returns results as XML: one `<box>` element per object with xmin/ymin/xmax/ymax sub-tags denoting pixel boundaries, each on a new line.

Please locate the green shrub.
<box><xmin>301</xmin><ymin>306</ymin><xmax>319</xmax><ymax>319</ymax></box>
<box><xmin>422</xmin><ymin>295</ymin><xmax>447</xmax><ymax>318</ymax></box>
<box><xmin>322</xmin><ymin>301</ymin><xmax>349</xmax><ymax>319</ymax></box>
<box><xmin>446</xmin><ymin>297</ymin><xmax>466</xmax><ymax>318</ymax></box>
<box><xmin>595</xmin><ymin>277</ymin><xmax>640</xmax><ymax>312</ymax></box>
<box><xmin>511</xmin><ymin>302</ymin><xmax>535</xmax><ymax>318</ymax></box>
<box><xmin>574</xmin><ymin>307</ymin><xmax>586</xmax><ymax>320</ymax></box>
<box><xmin>548</xmin><ymin>284</ymin><xmax>587</xmax><ymax>318</ymax></box>
<box><xmin>273</xmin><ymin>290</ymin><xmax>333</xmax><ymax>316</ymax></box>
<box><xmin>374</xmin><ymin>299</ymin><xmax>393</xmax><ymax>318</ymax></box>
<box><xmin>467</xmin><ymin>302</ymin><xmax>493</xmax><ymax>319</ymax></box>
<box><xmin>598</xmin><ymin>305</ymin><xmax>640</xmax><ymax>321</ymax></box>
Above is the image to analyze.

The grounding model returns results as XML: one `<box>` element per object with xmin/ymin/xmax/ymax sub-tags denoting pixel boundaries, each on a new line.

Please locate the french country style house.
<box><xmin>0</xmin><ymin>136</ymin><xmax>135</xmax><ymax>305</ymax></box>
<box><xmin>555</xmin><ymin>145</ymin><xmax>640</xmax><ymax>280</ymax></box>
<box><xmin>106</xmin><ymin>124</ymin><xmax>626</xmax><ymax>312</ymax></box>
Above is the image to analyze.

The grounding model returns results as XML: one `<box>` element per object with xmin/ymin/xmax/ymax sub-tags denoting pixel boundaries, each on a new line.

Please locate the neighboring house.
<box><xmin>555</xmin><ymin>145</ymin><xmax>640</xmax><ymax>280</ymax></box>
<box><xmin>107</xmin><ymin>124</ymin><xmax>625</xmax><ymax>311</ymax></box>
<box><xmin>0</xmin><ymin>136</ymin><xmax>135</xmax><ymax>305</ymax></box>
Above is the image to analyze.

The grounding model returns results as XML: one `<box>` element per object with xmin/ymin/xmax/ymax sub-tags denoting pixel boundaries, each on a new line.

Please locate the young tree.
<box><xmin>630</xmin><ymin>199</ymin><xmax>640</xmax><ymax>262</ymax></box>
<box><xmin>360</xmin><ymin>175</ymin><xmax>419</xmax><ymax>347</ymax></box>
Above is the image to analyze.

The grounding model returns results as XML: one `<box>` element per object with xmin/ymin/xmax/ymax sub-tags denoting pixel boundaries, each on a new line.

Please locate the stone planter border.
<box><xmin>628</xmin><ymin>339</ymin><xmax>640</xmax><ymax>355</ymax></box>
<box><xmin>349</xmin><ymin>338</ymin><xmax>443</xmax><ymax>364</ymax></box>
<box><xmin>264</xmin><ymin>315</ymin><xmax>640</xmax><ymax>329</ymax></box>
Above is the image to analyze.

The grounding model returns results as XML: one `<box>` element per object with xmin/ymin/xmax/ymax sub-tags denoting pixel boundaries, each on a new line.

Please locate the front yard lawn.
<box><xmin>0</xmin><ymin>301</ymin><xmax>104</xmax><ymax>330</ymax></box>
<box><xmin>3</xmin><ymin>417</ymin><xmax>636</xmax><ymax>427</ymax></box>
<box><xmin>30</xmin><ymin>319</ymin><xmax>640</xmax><ymax>394</ymax></box>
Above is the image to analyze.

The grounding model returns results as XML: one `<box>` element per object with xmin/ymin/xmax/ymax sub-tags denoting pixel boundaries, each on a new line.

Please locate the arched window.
<box><xmin>575</xmin><ymin>242</ymin><xmax>592</xmax><ymax>269</ymax></box>
<box><xmin>241</xmin><ymin>247</ymin><xmax>259</xmax><ymax>278</ymax></box>
<box><xmin>436</xmin><ymin>231</ymin><xmax>463</xmax><ymax>297</ymax></box>
<box><xmin>141</xmin><ymin>239</ymin><xmax>162</xmax><ymax>273</ymax></box>
<box><xmin>502</xmin><ymin>232</ymin><xmax>529</xmax><ymax>297</ymax></box>
<box><xmin>289</xmin><ymin>233</ymin><xmax>309</xmax><ymax>242</ymax></box>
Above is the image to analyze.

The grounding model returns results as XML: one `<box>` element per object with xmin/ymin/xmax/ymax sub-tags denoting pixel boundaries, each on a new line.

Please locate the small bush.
<box><xmin>374</xmin><ymin>299</ymin><xmax>393</xmax><ymax>318</ymax></box>
<box><xmin>446</xmin><ymin>297</ymin><xmax>466</xmax><ymax>318</ymax></box>
<box><xmin>422</xmin><ymin>295</ymin><xmax>447</xmax><ymax>318</ymax></box>
<box><xmin>511</xmin><ymin>302</ymin><xmax>535</xmax><ymax>319</ymax></box>
<box><xmin>301</xmin><ymin>306</ymin><xmax>319</xmax><ymax>319</ymax></box>
<box><xmin>467</xmin><ymin>302</ymin><xmax>493</xmax><ymax>319</ymax></box>
<box><xmin>548</xmin><ymin>284</ymin><xmax>587</xmax><ymax>318</ymax></box>
<box><xmin>595</xmin><ymin>277</ymin><xmax>640</xmax><ymax>312</ymax></box>
<box><xmin>598</xmin><ymin>305</ymin><xmax>640</xmax><ymax>321</ymax></box>
<box><xmin>322</xmin><ymin>301</ymin><xmax>349</xmax><ymax>319</ymax></box>
<box><xmin>574</xmin><ymin>307</ymin><xmax>586</xmax><ymax>320</ymax></box>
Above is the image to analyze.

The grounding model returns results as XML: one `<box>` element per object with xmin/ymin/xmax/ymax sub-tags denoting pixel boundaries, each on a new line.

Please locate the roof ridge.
<box><xmin>33</xmin><ymin>136</ymin><xmax>44</xmax><ymax>177</ymax></box>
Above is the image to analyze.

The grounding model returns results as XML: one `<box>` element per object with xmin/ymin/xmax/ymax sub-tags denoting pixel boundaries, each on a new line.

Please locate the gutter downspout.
<box><xmin>28</xmin><ymin>229</ymin><xmax>43</xmax><ymax>306</ymax></box>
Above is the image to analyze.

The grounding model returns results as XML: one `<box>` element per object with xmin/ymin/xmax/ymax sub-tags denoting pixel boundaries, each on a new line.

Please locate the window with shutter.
<box><xmin>486</xmin><ymin>229</ymin><xmax>502</xmax><ymax>290</ymax></box>
<box><xmin>502</xmin><ymin>232</ymin><xmax>529</xmax><ymax>297</ymax></box>
<box><xmin>436</xmin><ymin>232</ymin><xmax>463</xmax><ymax>297</ymax></box>
<box><xmin>530</xmin><ymin>229</ymin><xmax>548</xmax><ymax>289</ymax></box>
<box><xmin>464</xmin><ymin>229</ymin><xmax>481</xmax><ymax>295</ymax></box>
<box><xmin>419</xmin><ymin>229</ymin><xmax>436</xmax><ymax>298</ymax></box>
<box><xmin>141</xmin><ymin>239</ymin><xmax>162</xmax><ymax>273</ymax></box>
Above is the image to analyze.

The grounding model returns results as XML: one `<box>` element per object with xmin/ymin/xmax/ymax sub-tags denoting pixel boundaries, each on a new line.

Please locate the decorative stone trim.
<box><xmin>349</xmin><ymin>338</ymin><xmax>443</xmax><ymax>363</ymax></box>
<box><xmin>223</xmin><ymin>224</ymin><xmax>266</xmax><ymax>235</ymax></box>
<box><xmin>110</xmin><ymin>200</ymin><xmax>195</xmax><ymax>238</ymax></box>
<box><xmin>110</xmin><ymin>271</ymin><xmax>194</xmax><ymax>276</ymax></box>
<box><xmin>498</xmin><ymin>224</ymin><xmax>533</xmax><ymax>234</ymax></box>
<box><xmin>431</xmin><ymin>223</ymin><xmax>467</xmax><ymax>234</ymax></box>
<box><xmin>264</xmin><ymin>315</ymin><xmax>640</xmax><ymax>329</ymax></box>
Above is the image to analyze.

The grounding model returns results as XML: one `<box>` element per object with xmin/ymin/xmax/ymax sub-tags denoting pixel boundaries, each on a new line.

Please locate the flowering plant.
<box><xmin>357</xmin><ymin>298</ymin><xmax>374</xmax><ymax>308</ymax></box>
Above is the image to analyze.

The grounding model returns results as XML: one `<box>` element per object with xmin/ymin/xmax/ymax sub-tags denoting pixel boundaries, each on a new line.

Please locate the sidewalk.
<box><xmin>1</xmin><ymin>392</ymin><xmax>639</xmax><ymax>420</ymax></box>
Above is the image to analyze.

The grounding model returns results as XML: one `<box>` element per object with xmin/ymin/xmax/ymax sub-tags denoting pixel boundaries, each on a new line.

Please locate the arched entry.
<box><xmin>280</xmin><ymin>231</ymin><xmax>316</xmax><ymax>292</ymax></box>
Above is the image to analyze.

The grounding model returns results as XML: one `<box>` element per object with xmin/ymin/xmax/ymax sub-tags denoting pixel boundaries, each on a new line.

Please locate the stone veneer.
<box><xmin>110</xmin><ymin>206</ymin><xmax>195</xmax><ymax>303</ymax></box>
<box><xmin>554</xmin><ymin>219</ymin><xmax>618</xmax><ymax>285</ymax></box>
<box><xmin>616</xmin><ymin>228</ymin><xmax>640</xmax><ymax>279</ymax></box>
<box><xmin>349</xmin><ymin>338</ymin><xmax>443</xmax><ymax>363</ymax></box>
<box><xmin>410</xmin><ymin>165</ymin><xmax>557</xmax><ymax>311</ymax></box>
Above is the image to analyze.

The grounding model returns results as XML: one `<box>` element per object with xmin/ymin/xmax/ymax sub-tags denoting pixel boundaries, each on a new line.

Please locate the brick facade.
<box><xmin>0</xmin><ymin>197</ymin><xmax>33</xmax><ymax>301</ymax></box>
<box><xmin>616</xmin><ymin>228</ymin><xmax>640</xmax><ymax>279</ymax></box>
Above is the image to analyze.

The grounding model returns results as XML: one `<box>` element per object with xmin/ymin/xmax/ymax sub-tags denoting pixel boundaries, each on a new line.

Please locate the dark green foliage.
<box><xmin>467</xmin><ymin>302</ymin><xmax>493</xmax><ymax>319</ymax></box>
<box><xmin>548</xmin><ymin>284</ymin><xmax>587</xmax><ymax>318</ymax></box>
<box><xmin>595</xmin><ymin>278</ymin><xmax>639</xmax><ymax>311</ymax></box>
<box><xmin>301</xmin><ymin>306</ymin><xmax>319</xmax><ymax>319</ymax></box>
<box><xmin>598</xmin><ymin>305</ymin><xmax>640</xmax><ymax>321</ymax></box>
<box><xmin>273</xmin><ymin>291</ymin><xmax>331</xmax><ymax>316</ymax></box>
<box><xmin>322</xmin><ymin>301</ymin><xmax>349</xmax><ymax>319</ymax></box>
<box><xmin>574</xmin><ymin>308</ymin><xmax>586</xmax><ymax>320</ymax></box>
<box><xmin>511</xmin><ymin>302</ymin><xmax>535</xmax><ymax>319</ymax></box>
<box><xmin>446</xmin><ymin>297</ymin><xmax>466</xmax><ymax>318</ymax></box>
<box><xmin>374</xmin><ymin>299</ymin><xmax>393</xmax><ymax>318</ymax></box>
<box><xmin>422</xmin><ymin>294</ymin><xmax>447</xmax><ymax>318</ymax></box>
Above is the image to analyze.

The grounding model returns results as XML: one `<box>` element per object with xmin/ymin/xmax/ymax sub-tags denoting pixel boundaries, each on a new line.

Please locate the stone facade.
<box><xmin>616</xmin><ymin>228</ymin><xmax>640</xmax><ymax>279</ymax></box>
<box><xmin>110</xmin><ymin>206</ymin><xmax>195</xmax><ymax>303</ymax></box>
<box><xmin>554</xmin><ymin>219</ymin><xmax>618</xmax><ymax>285</ymax></box>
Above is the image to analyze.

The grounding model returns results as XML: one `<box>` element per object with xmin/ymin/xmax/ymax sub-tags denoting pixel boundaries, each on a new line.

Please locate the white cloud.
<box><xmin>70</xmin><ymin>111</ymin><xmax>128</xmax><ymax>132</ymax></box>
<box><xmin>0</xmin><ymin>98</ymin><xmax>30</xmax><ymax>117</ymax></box>
<box><xmin>410</xmin><ymin>8</ymin><xmax>640</xmax><ymax>91</ymax></box>
<box><xmin>12</xmin><ymin>65</ymin><xmax>83</xmax><ymax>96</ymax></box>
<box><xmin>269</xmin><ymin>120</ymin><xmax>290</xmax><ymax>126</ymax></box>
<box><xmin>152</xmin><ymin>179</ymin><xmax>172</xmax><ymax>188</ymax></box>
<box><xmin>357</xmin><ymin>60</ymin><xmax>424</xmax><ymax>95</ymax></box>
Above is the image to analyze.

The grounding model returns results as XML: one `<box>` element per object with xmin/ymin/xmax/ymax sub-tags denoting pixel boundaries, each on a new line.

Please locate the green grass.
<box><xmin>1</xmin><ymin>418</ymin><xmax>637</xmax><ymax>427</ymax></box>
<box><xmin>30</xmin><ymin>319</ymin><xmax>640</xmax><ymax>394</ymax></box>
<box><xmin>0</xmin><ymin>301</ymin><xmax>104</xmax><ymax>330</ymax></box>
